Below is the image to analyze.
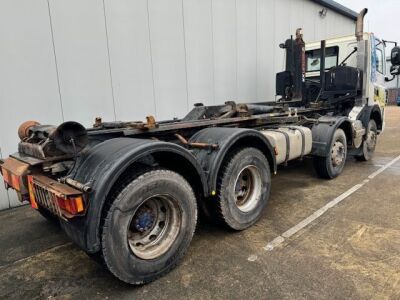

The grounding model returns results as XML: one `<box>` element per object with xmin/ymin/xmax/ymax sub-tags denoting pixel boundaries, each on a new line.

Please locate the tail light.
<box><xmin>27</xmin><ymin>175</ymin><xmax>85</xmax><ymax>219</ymax></box>
<box><xmin>27</xmin><ymin>175</ymin><xmax>38</xmax><ymax>209</ymax></box>
<box><xmin>56</xmin><ymin>196</ymin><xmax>84</xmax><ymax>215</ymax></box>
<box><xmin>11</xmin><ymin>173</ymin><xmax>21</xmax><ymax>191</ymax></box>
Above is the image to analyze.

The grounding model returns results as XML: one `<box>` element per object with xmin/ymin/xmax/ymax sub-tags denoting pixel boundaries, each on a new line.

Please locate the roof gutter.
<box><xmin>310</xmin><ymin>0</ymin><xmax>358</xmax><ymax>21</ymax></box>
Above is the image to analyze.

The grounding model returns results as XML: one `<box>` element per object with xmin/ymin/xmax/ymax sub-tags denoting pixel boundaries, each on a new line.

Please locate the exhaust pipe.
<box><xmin>320</xmin><ymin>40</ymin><xmax>326</xmax><ymax>92</ymax></box>
<box><xmin>356</xmin><ymin>8</ymin><xmax>368</xmax><ymax>41</ymax></box>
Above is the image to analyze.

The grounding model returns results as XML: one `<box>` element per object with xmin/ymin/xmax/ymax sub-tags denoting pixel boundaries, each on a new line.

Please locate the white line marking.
<box><xmin>368</xmin><ymin>155</ymin><xmax>400</xmax><ymax>179</ymax></box>
<box><xmin>372</xmin><ymin>164</ymin><xmax>384</xmax><ymax>168</ymax></box>
<box><xmin>264</xmin><ymin>154</ymin><xmax>400</xmax><ymax>251</ymax></box>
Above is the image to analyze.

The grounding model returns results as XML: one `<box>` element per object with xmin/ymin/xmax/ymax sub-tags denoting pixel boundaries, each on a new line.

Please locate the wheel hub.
<box><xmin>134</xmin><ymin>208</ymin><xmax>155</xmax><ymax>232</ymax></box>
<box><xmin>366</xmin><ymin>131</ymin><xmax>377</xmax><ymax>151</ymax></box>
<box><xmin>233</xmin><ymin>165</ymin><xmax>262</xmax><ymax>212</ymax></box>
<box><xmin>331</xmin><ymin>141</ymin><xmax>345</xmax><ymax>167</ymax></box>
<box><xmin>127</xmin><ymin>195</ymin><xmax>182</xmax><ymax>260</ymax></box>
<box><xmin>235</xmin><ymin>170</ymin><xmax>252</xmax><ymax>205</ymax></box>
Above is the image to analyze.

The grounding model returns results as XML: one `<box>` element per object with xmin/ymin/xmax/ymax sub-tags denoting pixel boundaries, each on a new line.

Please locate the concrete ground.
<box><xmin>1</xmin><ymin>106</ymin><xmax>400</xmax><ymax>300</ymax></box>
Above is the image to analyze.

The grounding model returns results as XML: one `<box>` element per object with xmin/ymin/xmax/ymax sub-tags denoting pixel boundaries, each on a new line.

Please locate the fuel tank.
<box><xmin>261</xmin><ymin>126</ymin><xmax>312</xmax><ymax>164</ymax></box>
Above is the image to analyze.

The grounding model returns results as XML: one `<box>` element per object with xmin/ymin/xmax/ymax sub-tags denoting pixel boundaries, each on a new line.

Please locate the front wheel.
<box><xmin>101</xmin><ymin>169</ymin><xmax>197</xmax><ymax>285</ymax></box>
<box><xmin>356</xmin><ymin>119</ymin><xmax>377</xmax><ymax>162</ymax></box>
<box><xmin>313</xmin><ymin>128</ymin><xmax>347</xmax><ymax>179</ymax></box>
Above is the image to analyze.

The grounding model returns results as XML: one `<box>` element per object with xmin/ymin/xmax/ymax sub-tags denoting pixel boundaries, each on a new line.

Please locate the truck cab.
<box><xmin>305</xmin><ymin>32</ymin><xmax>387</xmax><ymax>131</ymax></box>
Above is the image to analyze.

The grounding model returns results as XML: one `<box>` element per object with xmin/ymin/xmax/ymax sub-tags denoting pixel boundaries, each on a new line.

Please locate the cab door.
<box><xmin>371</xmin><ymin>37</ymin><xmax>387</xmax><ymax>108</ymax></box>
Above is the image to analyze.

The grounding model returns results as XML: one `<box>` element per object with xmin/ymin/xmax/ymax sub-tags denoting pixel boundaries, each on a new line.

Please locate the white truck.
<box><xmin>1</xmin><ymin>9</ymin><xmax>399</xmax><ymax>284</ymax></box>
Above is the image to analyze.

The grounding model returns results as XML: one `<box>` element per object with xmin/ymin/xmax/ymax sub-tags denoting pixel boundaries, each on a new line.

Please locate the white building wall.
<box><xmin>0</xmin><ymin>0</ymin><xmax>355</xmax><ymax>209</ymax></box>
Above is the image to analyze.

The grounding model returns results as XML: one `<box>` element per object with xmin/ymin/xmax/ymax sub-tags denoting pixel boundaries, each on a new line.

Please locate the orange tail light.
<box><xmin>27</xmin><ymin>175</ymin><xmax>38</xmax><ymax>209</ymax></box>
<box><xmin>11</xmin><ymin>174</ymin><xmax>21</xmax><ymax>191</ymax></box>
<box><xmin>56</xmin><ymin>196</ymin><xmax>84</xmax><ymax>215</ymax></box>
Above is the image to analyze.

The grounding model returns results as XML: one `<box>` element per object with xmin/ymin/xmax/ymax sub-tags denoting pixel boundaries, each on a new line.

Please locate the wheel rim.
<box><xmin>127</xmin><ymin>194</ymin><xmax>182</xmax><ymax>260</ymax></box>
<box><xmin>331</xmin><ymin>140</ymin><xmax>346</xmax><ymax>168</ymax></box>
<box><xmin>234</xmin><ymin>165</ymin><xmax>262</xmax><ymax>212</ymax></box>
<box><xmin>366</xmin><ymin>128</ymin><xmax>377</xmax><ymax>152</ymax></box>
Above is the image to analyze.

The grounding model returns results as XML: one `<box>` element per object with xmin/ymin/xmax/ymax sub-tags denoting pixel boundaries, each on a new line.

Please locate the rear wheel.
<box><xmin>313</xmin><ymin>128</ymin><xmax>347</xmax><ymax>179</ymax></box>
<box><xmin>356</xmin><ymin>119</ymin><xmax>377</xmax><ymax>161</ymax></box>
<box><xmin>101</xmin><ymin>169</ymin><xmax>197</xmax><ymax>285</ymax></box>
<box><xmin>215</xmin><ymin>147</ymin><xmax>271</xmax><ymax>230</ymax></box>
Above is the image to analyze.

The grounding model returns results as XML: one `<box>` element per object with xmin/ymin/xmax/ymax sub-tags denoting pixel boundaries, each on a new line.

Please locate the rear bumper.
<box><xmin>28</xmin><ymin>175</ymin><xmax>85</xmax><ymax>219</ymax></box>
<box><xmin>0</xmin><ymin>157</ymin><xmax>85</xmax><ymax>219</ymax></box>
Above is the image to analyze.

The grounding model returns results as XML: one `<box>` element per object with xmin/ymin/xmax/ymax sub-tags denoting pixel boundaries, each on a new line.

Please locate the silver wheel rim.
<box><xmin>234</xmin><ymin>165</ymin><xmax>262</xmax><ymax>212</ymax></box>
<box><xmin>331</xmin><ymin>140</ymin><xmax>346</xmax><ymax>167</ymax></box>
<box><xmin>366</xmin><ymin>129</ymin><xmax>377</xmax><ymax>152</ymax></box>
<box><xmin>127</xmin><ymin>194</ymin><xmax>182</xmax><ymax>260</ymax></box>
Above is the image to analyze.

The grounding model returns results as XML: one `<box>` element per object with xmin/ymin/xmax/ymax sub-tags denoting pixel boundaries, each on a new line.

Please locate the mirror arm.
<box><xmin>382</xmin><ymin>39</ymin><xmax>398</xmax><ymax>47</ymax></box>
<box><xmin>385</xmin><ymin>75</ymin><xmax>396</xmax><ymax>82</ymax></box>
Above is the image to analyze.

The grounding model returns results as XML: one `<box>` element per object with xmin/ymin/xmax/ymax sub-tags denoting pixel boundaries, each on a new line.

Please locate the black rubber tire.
<box><xmin>355</xmin><ymin>119</ymin><xmax>377</xmax><ymax>162</ymax></box>
<box><xmin>37</xmin><ymin>205</ymin><xmax>60</xmax><ymax>225</ymax></box>
<box><xmin>313</xmin><ymin>128</ymin><xmax>347</xmax><ymax>179</ymax></box>
<box><xmin>101</xmin><ymin>169</ymin><xmax>197</xmax><ymax>285</ymax></box>
<box><xmin>215</xmin><ymin>147</ymin><xmax>271</xmax><ymax>230</ymax></box>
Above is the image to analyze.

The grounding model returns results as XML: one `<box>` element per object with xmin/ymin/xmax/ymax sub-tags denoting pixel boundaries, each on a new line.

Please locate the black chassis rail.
<box><xmin>86</xmin><ymin>105</ymin><xmax>328</xmax><ymax>139</ymax></box>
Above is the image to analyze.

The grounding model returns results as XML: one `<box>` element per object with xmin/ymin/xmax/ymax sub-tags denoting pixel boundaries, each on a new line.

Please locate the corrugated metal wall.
<box><xmin>0</xmin><ymin>0</ymin><xmax>354</xmax><ymax>209</ymax></box>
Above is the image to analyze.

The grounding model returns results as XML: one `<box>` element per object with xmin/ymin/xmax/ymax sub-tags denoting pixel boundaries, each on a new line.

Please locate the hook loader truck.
<box><xmin>1</xmin><ymin>8</ymin><xmax>399</xmax><ymax>284</ymax></box>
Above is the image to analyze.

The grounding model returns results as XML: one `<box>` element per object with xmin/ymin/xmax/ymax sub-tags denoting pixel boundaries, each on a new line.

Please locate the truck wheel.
<box><xmin>101</xmin><ymin>169</ymin><xmax>197</xmax><ymax>285</ymax></box>
<box><xmin>216</xmin><ymin>147</ymin><xmax>271</xmax><ymax>230</ymax></box>
<box><xmin>313</xmin><ymin>128</ymin><xmax>347</xmax><ymax>179</ymax></box>
<box><xmin>356</xmin><ymin>119</ymin><xmax>377</xmax><ymax>161</ymax></box>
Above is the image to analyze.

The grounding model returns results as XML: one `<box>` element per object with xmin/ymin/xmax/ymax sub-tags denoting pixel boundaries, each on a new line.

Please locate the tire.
<box><xmin>313</xmin><ymin>128</ymin><xmax>347</xmax><ymax>179</ymax></box>
<box><xmin>37</xmin><ymin>205</ymin><xmax>59</xmax><ymax>225</ymax></box>
<box><xmin>356</xmin><ymin>119</ymin><xmax>377</xmax><ymax>162</ymax></box>
<box><xmin>215</xmin><ymin>147</ymin><xmax>271</xmax><ymax>230</ymax></box>
<box><xmin>101</xmin><ymin>169</ymin><xmax>197</xmax><ymax>285</ymax></box>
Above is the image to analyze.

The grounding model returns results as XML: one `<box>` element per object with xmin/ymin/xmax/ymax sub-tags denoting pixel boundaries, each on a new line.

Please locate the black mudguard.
<box><xmin>188</xmin><ymin>127</ymin><xmax>276</xmax><ymax>193</ymax></box>
<box><xmin>311</xmin><ymin>116</ymin><xmax>352</xmax><ymax>157</ymax></box>
<box><xmin>358</xmin><ymin>104</ymin><xmax>383</xmax><ymax>131</ymax></box>
<box><xmin>60</xmin><ymin>137</ymin><xmax>207</xmax><ymax>253</ymax></box>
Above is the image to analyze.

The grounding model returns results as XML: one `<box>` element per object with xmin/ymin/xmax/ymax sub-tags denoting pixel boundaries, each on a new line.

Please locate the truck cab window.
<box><xmin>376</xmin><ymin>47</ymin><xmax>384</xmax><ymax>74</ymax></box>
<box><xmin>306</xmin><ymin>46</ymin><xmax>339</xmax><ymax>72</ymax></box>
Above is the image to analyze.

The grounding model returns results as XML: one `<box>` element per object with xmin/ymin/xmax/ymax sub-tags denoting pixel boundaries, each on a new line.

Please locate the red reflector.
<box><xmin>11</xmin><ymin>174</ymin><xmax>21</xmax><ymax>191</ymax></box>
<box><xmin>56</xmin><ymin>196</ymin><xmax>84</xmax><ymax>215</ymax></box>
<box><xmin>27</xmin><ymin>175</ymin><xmax>38</xmax><ymax>209</ymax></box>
<box><xmin>2</xmin><ymin>169</ymin><xmax>10</xmax><ymax>185</ymax></box>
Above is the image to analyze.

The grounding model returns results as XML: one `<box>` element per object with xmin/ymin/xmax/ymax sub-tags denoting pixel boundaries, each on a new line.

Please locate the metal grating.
<box><xmin>32</xmin><ymin>178</ymin><xmax>63</xmax><ymax>218</ymax></box>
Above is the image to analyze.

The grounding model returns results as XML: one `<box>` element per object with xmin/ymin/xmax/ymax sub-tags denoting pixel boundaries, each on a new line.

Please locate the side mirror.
<box><xmin>390</xmin><ymin>65</ymin><xmax>400</xmax><ymax>76</ymax></box>
<box><xmin>391</xmin><ymin>46</ymin><xmax>400</xmax><ymax>66</ymax></box>
<box><xmin>386</xmin><ymin>65</ymin><xmax>400</xmax><ymax>81</ymax></box>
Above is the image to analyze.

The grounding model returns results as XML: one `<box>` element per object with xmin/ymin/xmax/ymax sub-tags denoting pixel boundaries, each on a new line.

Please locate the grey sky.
<box><xmin>335</xmin><ymin>0</ymin><xmax>399</xmax><ymax>53</ymax></box>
